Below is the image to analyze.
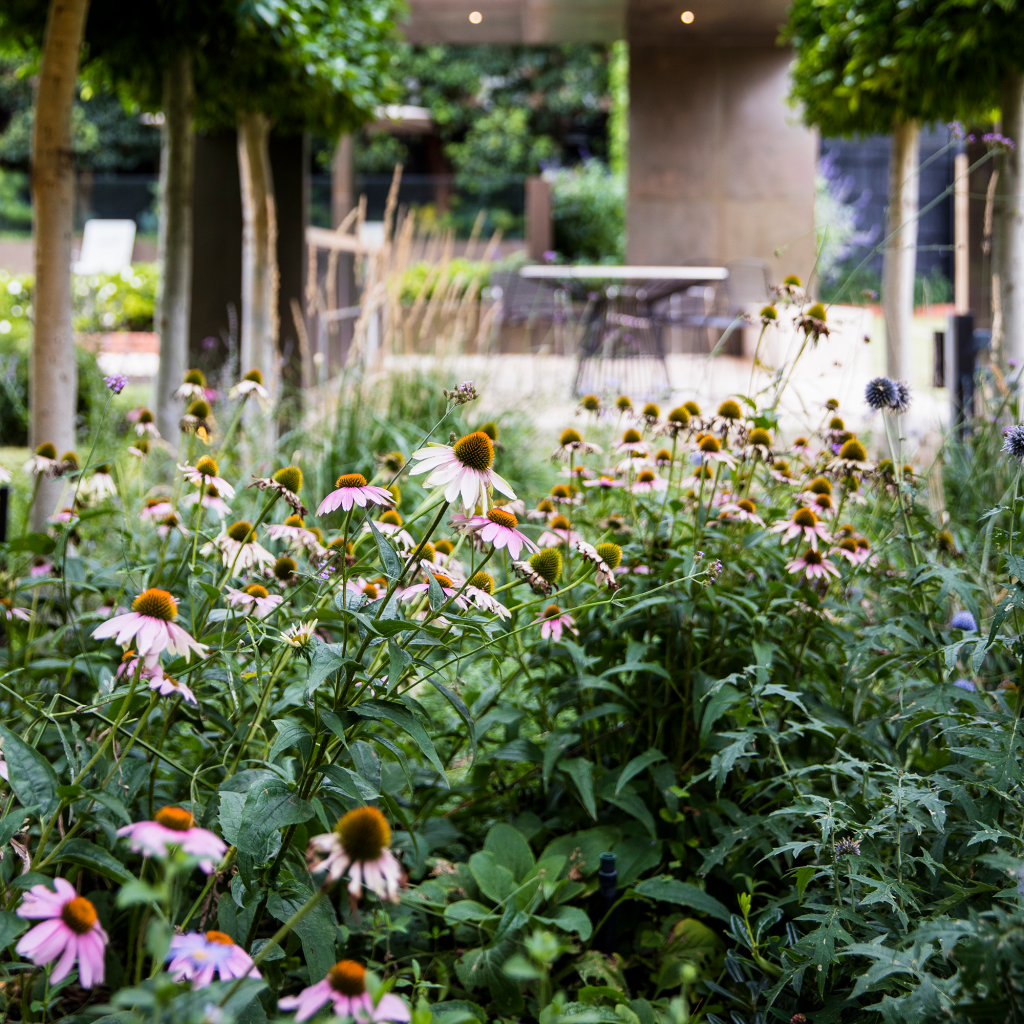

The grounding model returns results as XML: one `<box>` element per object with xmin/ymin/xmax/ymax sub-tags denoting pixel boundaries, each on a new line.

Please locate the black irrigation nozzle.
<box><xmin>597</xmin><ymin>851</ymin><xmax>617</xmax><ymax>954</ymax></box>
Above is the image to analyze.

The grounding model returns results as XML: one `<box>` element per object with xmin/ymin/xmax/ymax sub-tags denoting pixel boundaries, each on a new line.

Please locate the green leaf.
<box><xmin>355</xmin><ymin>699</ymin><xmax>448</xmax><ymax>785</ymax></box>
<box><xmin>236</xmin><ymin>780</ymin><xmax>314</xmax><ymax>856</ymax></box>
<box><xmin>116</xmin><ymin>880</ymin><xmax>167</xmax><ymax>908</ymax></box>
<box><xmin>468</xmin><ymin>851</ymin><xmax>517</xmax><ymax>904</ymax></box>
<box><xmin>615</xmin><ymin>749</ymin><xmax>666</xmax><ymax>795</ymax></box>
<box><xmin>268</xmin><ymin>720</ymin><xmax>312</xmax><ymax>762</ymax></box>
<box><xmin>305</xmin><ymin>640</ymin><xmax>353</xmax><ymax>701</ymax></box>
<box><xmin>560</xmin><ymin>757</ymin><xmax>597</xmax><ymax>820</ymax></box>
<box><xmin>219</xmin><ymin>791</ymin><xmax>246</xmax><ymax>847</ymax></box>
<box><xmin>57</xmin><ymin>838</ymin><xmax>135</xmax><ymax>884</ymax></box>
<box><xmin>0</xmin><ymin>910</ymin><xmax>28</xmax><ymax>950</ymax></box>
<box><xmin>484</xmin><ymin>823</ymin><xmax>535</xmax><ymax>882</ymax></box>
<box><xmin>633</xmin><ymin>877</ymin><xmax>731</xmax><ymax>922</ymax></box>
<box><xmin>0</xmin><ymin>724</ymin><xmax>58</xmax><ymax>818</ymax></box>
<box><xmin>699</xmin><ymin>684</ymin><xmax>743</xmax><ymax>743</ymax></box>
<box><xmin>444</xmin><ymin>899</ymin><xmax>493</xmax><ymax>924</ymax></box>
<box><xmin>387</xmin><ymin>639</ymin><xmax>412</xmax><ymax>690</ymax></box>
<box><xmin>367</xmin><ymin>519</ymin><xmax>403</xmax><ymax>580</ymax></box>
<box><xmin>426</xmin><ymin>673</ymin><xmax>476</xmax><ymax>761</ymax></box>
<box><xmin>320</xmin><ymin>763</ymin><xmax>379</xmax><ymax>801</ymax></box>
<box><xmin>540</xmin><ymin>905</ymin><xmax>593</xmax><ymax>941</ymax></box>
<box><xmin>268</xmin><ymin>885</ymin><xmax>337</xmax><ymax>982</ymax></box>
<box><xmin>427</xmin><ymin>573</ymin><xmax>446</xmax><ymax>610</ymax></box>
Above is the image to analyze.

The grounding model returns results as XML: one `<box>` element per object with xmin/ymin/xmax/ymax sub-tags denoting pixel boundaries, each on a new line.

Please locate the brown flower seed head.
<box><xmin>638</xmin><ymin>470</ymin><xmax>656</xmax><ymax>483</ymax></box>
<box><xmin>560</xmin><ymin>427</ymin><xmax>583</xmax><ymax>446</ymax></box>
<box><xmin>380</xmin><ymin>510</ymin><xmax>403</xmax><ymax>527</ymax></box>
<box><xmin>469</xmin><ymin>571</ymin><xmax>495</xmax><ymax>593</ymax></box>
<box><xmin>195</xmin><ymin>456</ymin><xmax>219</xmax><ymax>478</ymax></box>
<box><xmin>839</xmin><ymin>538</ymin><xmax>858</xmax><ymax>552</ymax></box>
<box><xmin>793</xmin><ymin>507</ymin><xmax>817</xmax><ymax>528</ymax></box>
<box><xmin>244</xmin><ymin>584</ymin><xmax>269</xmax><ymax>599</ymax></box>
<box><xmin>794</xmin><ymin>437</ymin><xmax>808</xmax><ymax>447</ymax></box>
<box><xmin>453</xmin><ymin>431</ymin><xmax>494</xmax><ymax>471</ymax></box>
<box><xmin>187</xmin><ymin>399</ymin><xmax>211</xmax><ymax>419</ymax></box>
<box><xmin>667</xmin><ymin>406</ymin><xmax>691</xmax><ymax>426</ymax></box>
<box><xmin>828</xmin><ymin>416</ymin><xmax>845</xmax><ymax>431</ymax></box>
<box><xmin>274</xmin><ymin>556</ymin><xmax>297</xmax><ymax>580</ymax></box>
<box><xmin>36</xmin><ymin>442</ymin><xmax>57</xmax><ymax>459</ymax></box>
<box><xmin>580</xmin><ymin>394</ymin><xmax>601</xmax><ymax>411</ymax></box>
<box><xmin>132</xmin><ymin>588</ymin><xmax>177</xmax><ymax>621</ymax></box>
<box><xmin>738</xmin><ymin>499</ymin><xmax>756</xmax><ymax>514</ymax></box>
<box><xmin>284</xmin><ymin>515</ymin><xmax>305</xmax><ymax>528</ymax></box>
<box><xmin>336</xmin><ymin>806</ymin><xmax>391</xmax><ymax>861</ymax></box>
<box><xmin>615</xmin><ymin>395</ymin><xmax>632</xmax><ymax>410</ymax></box>
<box><xmin>809</xmin><ymin>476</ymin><xmax>832</xmax><ymax>495</ymax></box>
<box><xmin>622</xmin><ymin>428</ymin><xmax>642</xmax><ymax>444</ymax></box>
<box><xmin>138</xmin><ymin>409</ymin><xmax>154</xmax><ymax>424</ymax></box>
<box><xmin>184</xmin><ymin>369</ymin><xmax>207</xmax><ymax>386</ymax></box>
<box><xmin>273</xmin><ymin>466</ymin><xmax>303</xmax><ymax>493</ymax></box>
<box><xmin>748</xmin><ymin>428</ymin><xmax>772</xmax><ymax>447</ymax></box>
<box><xmin>815</xmin><ymin>494</ymin><xmax>833</xmax><ymax>510</ymax></box>
<box><xmin>537</xmin><ymin>498</ymin><xmax>556</xmax><ymax>512</ymax></box>
<box><xmin>488</xmin><ymin>508</ymin><xmax>517</xmax><ymax>529</ymax></box>
<box><xmin>549</xmin><ymin>515</ymin><xmax>571</xmax><ymax>531</ymax></box>
<box><xmin>595</xmin><ymin>542</ymin><xmax>622</xmax><ymax>568</ymax></box>
<box><xmin>530</xmin><ymin>548</ymin><xmax>563</xmax><ymax>583</ymax></box>
<box><xmin>655</xmin><ymin>448</ymin><xmax>673</xmax><ymax>462</ymax></box>
<box><xmin>434</xmin><ymin>539</ymin><xmax>454</xmax><ymax>555</ymax></box>
<box><xmin>156</xmin><ymin>806</ymin><xmax>195</xmax><ymax>831</ymax></box>
<box><xmin>328</xmin><ymin>961</ymin><xmax>367</xmax><ymax>996</ymax></box>
<box><xmin>840</xmin><ymin>439</ymin><xmax>867</xmax><ymax>462</ymax></box>
<box><xmin>61</xmin><ymin>896</ymin><xmax>98</xmax><ymax>935</ymax></box>
<box><xmin>826</xmin><ymin>398</ymin><xmax>840</xmax><ymax>411</ymax></box>
<box><xmin>718</xmin><ymin>399</ymin><xmax>742</xmax><ymax>420</ymax></box>
<box><xmin>335</xmin><ymin>472</ymin><xmax>367</xmax><ymax>489</ymax></box>
<box><xmin>803</xmin><ymin>548</ymin><xmax>823</xmax><ymax>565</ymax></box>
<box><xmin>642</xmin><ymin>402</ymin><xmax>660</xmax><ymax>418</ymax></box>
<box><xmin>244</xmin><ymin>368</ymin><xmax>263</xmax><ymax>384</ymax></box>
<box><xmin>61</xmin><ymin>451</ymin><xmax>78</xmax><ymax>468</ymax></box>
<box><xmin>227</xmin><ymin>520</ymin><xmax>253</xmax><ymax>543</ymax></box>
<box><xmin>699</xmin><ymin>435</ymin><xmax>721</xmax><ymax>453</ymax></box>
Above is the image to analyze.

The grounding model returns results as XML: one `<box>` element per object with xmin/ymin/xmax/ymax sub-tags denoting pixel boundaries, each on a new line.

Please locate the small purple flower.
<box><xmin>948</xmin><ymin>121</ymin><xmax>964</xmax><ymax>138</ymax></box>
<box><xmin>835</xmin><ymin>837</ymin><xmax>861</xmax><ymax>856</ymax></box>
<box><xmin>953</xmin><ymin>678</ymin><xmax>976</xmax><ymax>692</ymax></box>
<box><xmin>984</xmin><ymin>132</ymin><xmax>1016</xmax><ymax>151</ymax></box>
<box><xmin>103</xmin><ymin>374</ymin><xmax>128</xmax><ymax>394</ymax></box>
<box><xmin>543</xmin><ymin>250</ymin><xmax>557</xmax><ymax>263</ymax></box>
<box><xmin>950</xmin><ymin>610</ymin><xmax>977</xmax><ymax>631</ymax></box>
<box><xmin>1003</xmin><ymin>424</ymin><xmax>1024</xmax><ymax>463</ymax></box>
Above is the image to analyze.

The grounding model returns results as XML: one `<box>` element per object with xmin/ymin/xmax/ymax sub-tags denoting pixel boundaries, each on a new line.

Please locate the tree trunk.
<box><xmin>881</xmin><ymin>118</ymin><xmax>920</xmax><ymax>383</ymax></box>
<box><xmin>31</xmin><ymin>0</ymin><xmax>90</xmax><ymax>530</ymax></box>
<box><xmin>237</xmin><ymin>111</ymin><xmax>278</xmax><ymax>414</ymax></box>
<box><xmin>153</xmin><ymin>50</ymin><xmax>195</xmax><ymax>444</ymax></box>
<box><xmin>996</xmin><ymin>72</ymin><xmax>1024</xmax><ymax>370</ymax></box>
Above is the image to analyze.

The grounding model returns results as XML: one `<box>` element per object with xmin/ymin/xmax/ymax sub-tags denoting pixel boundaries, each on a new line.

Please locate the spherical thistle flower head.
<box><xmin>615</xmin><ymin>395</ymin><xmax>633</xmax><ymax>411</ymax></box>
<box><xmin>530</xmin><ymin>547</ymin><xmax>563</xmax><ymax>584</ymax></box>
<box><xmin>683</xmin><ymin>400</ymin><xmax>701</xmax><ymax>417</ymax></box>
<box><xmin>596</xmin><ymin>542</ymin><xmax>623</xmax><ymax>569</ymax></box>
<box><xmin>1004</xmin><ymin>425</ymin><xmax>1024</xmax><ymax>463</ymax></box>
<box><xmin>103</xmin><ymin>373</ymin><xmax>128</xmax><ymax>394</ymax></box>
<box><xmin>950</xmin><ymin>610</ymin><xmax>977</xmax><ymax>631</ymax></box>
<box><xmin>434</xmin><ymin>538</ymin><xmax>454</xmax><ymax>556</ymax></box>
<box><xmin>890</xmin><ymin>379</ymin><xmax>911</xmax><ymax>413</ymax></box>
<box><xmin>469</xmin><ymin>571</ymin><xmax>495</xmax><ymax>593</ymax></box>
<box><xmin>717</xmin><ymin>399</ymin><xmax>742</xmax><ymax>421</ymax></box>
<box><xmin>865</xmin><ymin>377</ymin><xmax>896</xmax><ymax>410</ymax></box>
<box><xmin>273</xmin><ymin>465</ymin><xmax>303</xmax><ymax>493</ymax></box>
<box><xmin>839</xmin><ymin>439</ymin><xmax>867</xmax><ymax>462</ymax></box>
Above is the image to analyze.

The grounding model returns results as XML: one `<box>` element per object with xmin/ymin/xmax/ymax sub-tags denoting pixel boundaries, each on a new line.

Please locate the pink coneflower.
<box><xmin>786</xmin><ymin>548</ymin><xmax>840</xmax><ymax>581</ymax></box>
<box><xmin>398</xmin><ymin>573</ymin><xmax>467</xmax><ymax>610</ymax></box>
<box><xmin>463</xmin><ymin>573</ymin><xmax>510</xmax><ymax>618</ymax></box>
<box><xmin>92</xmin><ymin>588</ymin><xmax>208</xmax><ymax>666</ymax></box>
<box><xmin>173</xmin><ymin>369</ymin><xmax>208</xmax><ymax>402</ymax></box>
<box><xmin>770</xmin><ymin>507</ymin><xmax>831</xmax><ymax>549</ymax></box>
<box><xmin>695</xmin><ymin>435</ymin><xmax>737</xmax><ymax>469</ymax></box>
<box><xmin>166</xmin><ymin>930</ymin><xmax>259</xmax><ymax>987</ymax></box>
<box><xmin>15</xmin><ymin>879</ymin><xmax>108</xmax><ymax>988</ymax></box>
<box><xmin>118</xmin><ymin>806</ymin><xmax>227</xmax><ymax>873</ymax></box>
<box><xmin>346</xmin><ymin>578</ymin><xmax>383</xmax><ymax>602</ymax></box>
<box><xmin>583</xmin><ymin>474</ymin><xmax>624</xmax><ymax>490</ymax></box>
<box><xmin>613</xmin><ymin>428</ymin><xmax>650</xmax><ymax>456</ymax></box>
<box><xmin>229</xmin><ymin>368</ymin><xmax>269</xmax><ymax>401</ymax></box>
<box><xmin>367</xmin><ymin>512</ymin><xmax>415</xmax><ymax>550</ymax></box>
<box><xmin>833</xmin><ymin>536</ymin><xmax>872</xmax><ymax>566</ymax></box>
<box><xmin>23</xmin><ymin>442</ymin><xmax>61</xmax><ymax>477</ymax></box>
<box><xmin>149</xmin><ymin>672</ymin><xmax>198</xmax><ymax>706</ymax></box>
<box><xmin>449</xmin><ymin>508</ymin><xmax>538</xmax><ymax>560</ymax></box>
<box><xmin>278</xmin><ymin>960</ymin><xmax>410</xmax><ymax>1023</ymax></box>
<box><xmin>534</xmin><ymin>605</ymin><xmax>577</xmax><ymax>641</ymax></box>
<box><xmin>226</xmin><ymin>584</ymin><xmax>285</xmax><ymax>619</ymax></box>
<box><xmin>29</xmin><ymin>560</ymin><xmax>53</xmax><ymax>578</ymax></box>
<box><xmin>306</xmin><ymin>806</ymin><xmax>404</xmax><ymax>902</ymax></box>
<box><xmin>537</xmin><ymin>515</ymin><xmax>581</xmax><ymax>549</ymax></box>
<box><xmin>116</xmin><ymin>649</ymin><xmax>160</xmax><ymax>681</ymax></box>
<box><xmin>178</xmin><ymin>457</ymin><xmax>236</xmax><ymax>499</ymax></box>
<box><xmin>547</xmin><ymin>485</ymin><xmax>582</xmax><ymax>506</ymax></box>
<box><xmin>631</xmin><ymin>469</ymin><xmax>668</xmax><ymax>494</ymax></box>
<box><xmin>0</xmin><ymin>598</ymin><xmax>30</xmax><ymax>622</ymax></box>
<box><xmin>552</xmin><ymin>427</ymin><xmax>602</xmax><ymax>460</ymax></box>
<box><xmin>527</xmin><ymin>499</ymin><xmax>559</xmax><ymax>520</ymax></box>
<box><xmin>202</xmin><ymin>521</ymin><xmax>275</xmax><ymax>571</ymax></box>
<box><xmin>318</xmin><ymin>472</ymin><xmax>395</xmax><ymax>515</ymax></box>
<box><xmin>574</xmin><ymin>540</ymin><xmax>620</xmax><ymax>590</ymax></box>
<box><xmin>409</xmin><ymin>431</ymin><xmax>515</xmax><ymax>512</ymax></box>
<box><xmin>181</xmin><ymin>484</ymin><xmax>232</xmax><ymax>518</ymax></box>
<box><xmin>157</xmin><ymin>511</ymin><xmax>189</xmax><ymax>539</ymax></box>
<box><xmin>717</xmin><ymin>498</ymin><xmax>766</xmax><ymax>527</ymax></box>
<box><xmin>265</xmin><ymin>516</ymin><xmax>326</xmax><ymax>555</ymax></box>
<box><xmin>140</xmin><ymin>498</ymin><xmax>174</xmax><ymax>524</ymax></box>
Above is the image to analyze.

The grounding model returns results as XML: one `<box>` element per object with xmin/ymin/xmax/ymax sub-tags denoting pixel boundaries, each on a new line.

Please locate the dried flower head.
<box><xmin>865</xmin><ymin>377</ymin><xmax>896</xmax><ymax>410</ymax></box>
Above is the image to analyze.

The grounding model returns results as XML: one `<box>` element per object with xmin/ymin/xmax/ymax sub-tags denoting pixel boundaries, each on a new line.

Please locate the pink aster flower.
<box><xmin>178</xmin><ymin>457</ymin><xmax>236</xmax><ymax>499</ymax></box>
<box><xmin>409</xmin><ymin>431</ymin><xmax>515</xmax><ymax>512</ymax></box>
<box><xmin>166</xmin><ymin>930</ymin><xmax>260</xmax><ymax>987</ymax></box>
<box><xmin>716</xmin><ymin>499</ymin><xmax>766</xmax><ymax>527</ymax></box>
<box><xmin>398</xmin><ymin>573</ymin><xmax>467</xmax><ymax>610</ymax></box>
<box><xmin>1</xmin><ymin>599</ymin><xmax>30</xmax><ymax>621</ymax></box>
<box><xmin>770</xmin><ymin>507</ymin><xmax>832</xmax><ymax>549</ymax></box>
<box><xmin>118</xmin><ymin>806</ymin><xmax>227</xmax><ymax>873</ymax></box>
<box><xmin>226</xmin><ymin>584</ymin><xmax>285</xmax><ymax>619</ymax></box>
<box><xmin>534</xmin><ymin>605</ymin><xmax>577</xmax><ymax>641</ymax></box>
<box><xmin>15</xmin><ymin>879</ymin><xmax>108</xmax><ymax>988</ymax></box>
<box><xmin>92</xmin><ymin>589</ymin><xmax>208</xmax><ymax>666</ymax></box>
<box><xmin>181</xmin><ymin>485</ymin><xmax>232</xmax><ymax>518</ymax></box>
<box><xmin>318</xmin><ymin>472</ymin><xmax>395</xmax><ymax>515</ymax></box>
<box><xmin>786</xmin><ymin>548</ymin><xmax>840</xmax><ymax>581</ymax></box>
<box><xmin>278</xmin><ymin>960</ymin><xmax>410</xmax><ymax>1023</ymax></box>
<box><xmin>306</xmin><ymin>806</ymin><xmax>404</xmax><ymax>903</ymax></box>
<box><xmin>149</xmin><ymin>672</ymin><xmax>198</xmax><ymax>706</ymax></box>
<box><xmin>449</xmin><ymin>508</ymin><xmax>538</xmax><ymax>560</ymax></box>
<box><xmin>631</xmin><ymin>469</ymin><xmax>668</xmax><ymax>494</ymax></box>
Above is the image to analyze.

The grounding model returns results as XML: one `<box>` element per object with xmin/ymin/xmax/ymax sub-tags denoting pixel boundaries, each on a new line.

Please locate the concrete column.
<box><xmin>525</xmin><ymin>176</ymin><xmax>553</xmax><ymax>260</ymax></box>
<box><xmin>626</xmin><ymin>41</ymin><xmax>816</xmax><ymax>282</ymax></box>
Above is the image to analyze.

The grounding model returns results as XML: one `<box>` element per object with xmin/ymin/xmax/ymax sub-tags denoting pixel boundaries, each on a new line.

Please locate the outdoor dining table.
<box><xmin>518</xmin><ymin>265</ymin><xmax>729</xmax><ymax>398</ymax></box>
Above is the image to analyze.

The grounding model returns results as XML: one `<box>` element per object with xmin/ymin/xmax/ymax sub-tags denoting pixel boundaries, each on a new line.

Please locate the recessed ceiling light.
<box><xmin>469</xmin><ymin>10</ymin><xmax>483</xmax><ymax>23</ymax></box>
<box><xmin>681</xmin><ymin>10</ymin><xmax>694</xmax><ymax>22</ymax></box>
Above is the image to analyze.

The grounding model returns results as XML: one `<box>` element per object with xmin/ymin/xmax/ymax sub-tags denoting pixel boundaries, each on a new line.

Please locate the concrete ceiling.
<box><xmin>402</xmin><ymin>0</ymin><xmax>790</xmax><ymax>44</ymax></box>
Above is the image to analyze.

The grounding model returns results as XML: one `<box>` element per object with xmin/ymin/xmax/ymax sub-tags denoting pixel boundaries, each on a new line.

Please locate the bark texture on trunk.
<box><xmin>881</xmin><ymin>118</ymin><xmax>920</xmax><ymax>383</ymax></box>
<box><xmin>153</xmin><ymin>50</ymin><xmax>195</xmax><ymax>444</ymax></box>
<box><xmin>31</xmin><ymin>0</ymin><xmax>90</xmax><ymax>529</ymax></box>
<box><xmin>997</xmin><ymin>72</ymin><xmax>1024</xmax><ymax>369</ymax></box>
<box><xmin>237</xmin><ymin>111</ymin><xmax>278</xmax><ymax>410</ymax></box>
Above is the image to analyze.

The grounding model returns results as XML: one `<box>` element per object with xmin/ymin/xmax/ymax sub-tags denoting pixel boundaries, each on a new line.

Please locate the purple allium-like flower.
<box><xmin>864</xmin><ymin>377</ymin><xmax>896</xmax><ymax>411</ymax></box>
<box><xmin>950</xmin><ymin>610</ymin><xmax>977</xmax><ymax>631</ymax></box>
<box><xmin>1003</xmin><ymin>425</ymin><xmax>1024</xmax><ymax>463</ymax></box>
<box><xmin>953</xmin><ymin>678</ymin><xmax>976</xmax><ymax>692</ymax></box>
<box><xmin>890</xmin><ymin>379</ymin><xmax>911</xmax><ymax>413</ymax></box>
<box><xmin>984</xmin><ymin>132</ymin><xmax>1016</xmax><ymax>151</ymax></box>
<box><xmin>443</xmin><ymin>381</ymin><xmax>478</xmax><ymax>406</ymax></box>
<box><xmin>949</xmin><ymin>121</ymin><xmax>964</xmax><ymax>138</ymax></box>
<box><xmin>835</xmin><ymin>837</ymin><xmax>861</xmax><ymax>857</ymax></box>
<box><xmin>103</xmin><ymin>374</ymin><xmax>129</xmax><ymax>394</ymax></box>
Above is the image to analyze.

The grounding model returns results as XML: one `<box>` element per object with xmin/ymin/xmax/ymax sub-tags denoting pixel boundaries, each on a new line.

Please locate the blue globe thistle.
<box><xmin>1003</xmin><ymin>425</ymin><xmax>1024</xmax><ymax>463</ymax></box>
<box><xmin>950</xmin><ymin>610</ymin><xmax>977</xmax><ymax>631</ymax></box>
<box><xmin>890</xmin><ymin>379</ymin><xmax>911</xmax><ymax>413</ymax></box>
<box><xmin>864</xmin><ymin>377</ymin><xmax>896</xmax><ymax>410</ymax></box>
<box><xmin>953</xmin><ymin>678</ymin><xmax>976</xmax><ymax>692</ymax></box>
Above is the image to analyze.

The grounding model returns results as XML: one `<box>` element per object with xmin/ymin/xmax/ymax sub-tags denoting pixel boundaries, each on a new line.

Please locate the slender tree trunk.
<box><xmin>153</xmin><ymin>50</ymin><xmax>195</xmax><ymax>445</ymax></box>
<box><xmin>237</xmin><ymin>111</ymin><xmax>278</xmax><ymax>415</ymax></box>
<box><xmin>996</xmin><ymin>72</ymin><xmax>1024</xmax><ymax>370</ymax></box>
<box><xmin>881</xmin><ymin>118</ymin><xmax>920</xmax><ymax>383</ymax></box>
<box><xmin>31</xmin><ymin>0</ymin><xmax>90</xmax><ymax>530</ymax></box>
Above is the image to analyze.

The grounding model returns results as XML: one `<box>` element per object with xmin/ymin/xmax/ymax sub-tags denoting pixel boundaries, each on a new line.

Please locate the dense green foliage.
<box><xmin>547</xmin><ymin>162</ymin><xmax>625</xmax><ymax>263</ymax></box>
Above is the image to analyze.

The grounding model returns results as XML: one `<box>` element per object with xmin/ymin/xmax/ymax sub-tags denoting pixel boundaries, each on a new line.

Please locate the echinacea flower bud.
<box><xmin>273</xmin><ymin>465</ymin><xmax>303</xmax><ymax>493</ymax></box>
<box><xmin>595</xmin><ymin>542</ymin><xmax>622</xmax><ymax>568</ymax></box>
<box><xmin>530</xmin><ymin>547</ymin><xmax>563</xmax><ymax>583</ymax></box>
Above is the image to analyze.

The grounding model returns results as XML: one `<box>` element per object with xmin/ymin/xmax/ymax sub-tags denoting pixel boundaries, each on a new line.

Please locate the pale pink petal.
<box><xmin>48</xmin><ymin>934</ymin><xmax>79</xmax><ymax>983</ymax></box>
<box><xmin>373</xmin><ymin>993</ymin><xmax>412</xmax><ymax>1022</ymax></box>
<box><xmin>77</xmin><ymin>929</ymin><xmax>107</xmax><ymax>988</ymax></box>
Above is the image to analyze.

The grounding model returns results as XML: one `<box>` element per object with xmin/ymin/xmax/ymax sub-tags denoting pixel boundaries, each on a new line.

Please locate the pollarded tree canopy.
<box><xmin>196</xmin><ymin>0</ymin><xmax>402</xmax><ymax>138</ymax></box>
<box><xmin>783</xmin><ymin>0</ymin><xmax>1015</xmax><ymax>136</ymax></box>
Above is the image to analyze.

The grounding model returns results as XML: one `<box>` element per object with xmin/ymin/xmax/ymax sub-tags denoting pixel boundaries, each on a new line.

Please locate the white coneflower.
<box><xmin>23</xmin><ymin>442</ymin><xmax>61</xmax><ymax>477</ymax></box>
<box><xmin>551</xmin><ymin>427</ymin><xmax>602</xmax><ymax>461</ymax></box>
<box><xmin>173</xmin><ymin>369</ymin><xmax>209</xmax><ymax>402</ymax></box>
<box><xmin>409</xmin><ymin>431</ymin><xmax>515</xmax><ymax>512</ymax></box>
<box><xmin>229</xmin><ymin>368</ymin><xmax>269</xmax><ymax>401</ymax></box>
<box><xmin>306</xmin><ymin>806</ymin><xmax>404</xmax><ymax>902</ymax></box>
<box><xmin>92</xmin><ymin>588</ymin><xmax>207</xmax><ymax>665</ymax></box>
<box><xmin>201</xmin><ymin>520</ymin><xmax>275</xmax><ymax>571</ymax></box>
<box><xmin>179</xmin><ymin>457</ymin><xmax>236</xmax><ymax>499</ymax></box>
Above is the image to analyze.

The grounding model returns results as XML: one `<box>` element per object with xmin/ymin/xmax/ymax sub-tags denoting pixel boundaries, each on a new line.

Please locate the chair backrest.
<box><xmin>724</xmin><ymin>258</ymin><xmax>770</xmax><ymax>309</ymax></box>
<box><xmin>73</xmin><ymin>219</ymin><xmax>137</xmax><ymax>275</ymax></box>
<box><xmin>492</xmin><ymin>270</ymin><xmax>556</xmax><ymax>324</ymax></box>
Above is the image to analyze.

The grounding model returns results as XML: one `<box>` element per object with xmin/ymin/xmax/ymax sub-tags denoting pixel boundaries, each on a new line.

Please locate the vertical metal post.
<box><xmin>933</xmin><ymin>330</ymin><xmax>945</xmax><ymax>388</ymax></box>
<box><xmin>597</xmin><ymin>852</ymin><xmax>617</xmax><ymax>954</ymax></box>
<box><xmin>947</xmin><ymin>312</ymin><xmax>976</xmax><ymax>433</ymax></box>
<box><xmin>0</xmin><ymin>486</ymin><xmax>7</xmax><ymax>544</ymax></box>
<box><xmin>954</xmin><ymin>149</ymin><xmax>970</xmax><ymax>314</ymax></box>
